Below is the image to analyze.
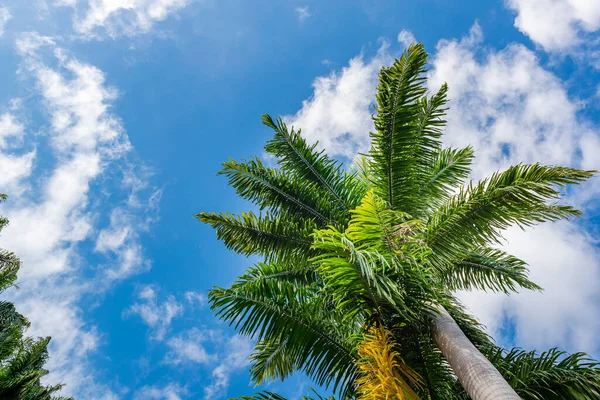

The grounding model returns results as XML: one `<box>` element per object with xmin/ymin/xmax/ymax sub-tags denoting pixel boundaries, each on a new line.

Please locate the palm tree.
<box><xmin>198</xmin><ymin>44</ymin><xmax>600</xmax><ymax>399</ymax></box>
<box><xmin>0</xmin><ymin>194</ymin><xmax>73</xmax><ymax>400</ymax></box>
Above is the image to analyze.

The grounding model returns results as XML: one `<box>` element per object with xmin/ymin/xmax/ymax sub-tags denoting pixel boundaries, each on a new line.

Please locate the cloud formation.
<box><xmin>124</xmin><ymin>285</ymin><xmax>184</xmax><ymax>340</ymax></box>
<box><xmin>0</xmin><ymin>32</ymin><xmax>158</xmax><ymax>398</ymax></box>
<box><xmin>55</xmin><ymin>0</ymin><xmax>194</xmax><ymax>37</ymax></box>
<box><xmin>0</xmin><ymin>7</ymin><xmax>11</xmax><ymax>37</ymax></box>
<box><xmin>203</xmin><ymin>335</ymin><xmax>254</xmax><ymax>400</ymax></box>
<box><xmin>505</xmin><ymin>0</ymin><xmax>600</xmax><ymax>52</ymax></box>
<box><xmin>134</xmin><ymin>383</ymin><xmax>188</xmax><ymax>400</ymax></box>
<box><xmin>295</xmin><ymin>6</ymin><xmax>311</xmax><ymax>23</ymax></box>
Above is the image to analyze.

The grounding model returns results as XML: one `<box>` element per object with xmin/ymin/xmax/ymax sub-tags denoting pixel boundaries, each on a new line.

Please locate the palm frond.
<box><xmin>369</xmin><ymin>43</ymin><xmax>429</xmax><ymax>211</ymax></box>
<box><xmin>232</xmin><ymin>389</ymin><xmax>335</xmax><ymax>400</ymax></box>
<box><xmin>414</xmin><ymin>146</ymin><xmax>474</xmax><ymax>216</ymax></box>
<box><xmin>439</xmin><ymin>247</ymin><xmax>541</xmax><ymax>293</ymax></box>
<box><xmin>196</xmin><ymin>211</ymin><xmax>315</xmax><ymax>260</ymax></box>
<box><xmin>426</xmin><ymin>163</ymin><xmax>594</xmax><ymax>263</ymax></box>
<box><xmin>0</xmin><ymin>250</ymin><xmax>19</xmax><ymax>293</ymax></box>
<box><xmin>263</xmin><ymin>114</ymin><xmax>362</xmax><ymax>211</ymax></box>
<box><xmin>209</xmin><ymin>284</ymin><xmax>358</xmax><ymax>395</ymax></box>
<box><xmin>485</xmin><ymin>346</ymin><xmax>600</xmax><ymax>400</ymax></box>
<box><xmin>219</xmin><ymin>157</ymin><xmax>339</xmax><ymax>224</ymax></box>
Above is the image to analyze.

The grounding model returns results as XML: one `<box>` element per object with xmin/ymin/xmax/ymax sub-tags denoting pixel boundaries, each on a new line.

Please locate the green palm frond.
<box><xmin>426</xmin><ymin>163</ymin><xmax>594</xmax><ymax>263</ymax></box>
<box><xmin>196</xmin><ymin>211</ymin><xmax>315</xmax><ymax>260</ymax></box>
<box><xmin>415</xmin><ymin>146</ymin><xmax>474</xmax><ymax>215</ymax></box>
<box><xmin>0</xmin><ymin>250</ymin><xmax>20</xmax><ymax>293</ymax></box>
<box><xmin>219</xmin><ymin>158</ymin><xmax>342</xmax><ymax>225</ymax></box>
<box><xmin>249</xmin><ymin>337</ymin><xmax>295</xmax><ymax>384</ymax></box>
<box><xmin>233</xmin><ymin>391</ymin><xmax>289</xmax><ymax>400</ymax></box>
<box><xmin>370</xmin><ymin>44</ymin><xmax>449</xmax><ymax>213</ymax></box>
<box><xmin>209</xmin><ymin>284</ymin><xmax>358</xmax><ymax>394</ymax></box>
<box><xmin>369</xmin><ymin>43</ymin><xmax>428</xmax><ymax>210</ymax></box>
<box><xmin>262</xmin><ymin>114</ymin><xmax>363</xmax><ymax>211</ymax></box>
<box><xmin>228</xmin><ymin>261</ymin><xmax>320</xmax><ymax>302</ymax></box>
<box><xmin>485</xmin><ymin>346</ymin><xmax>600</xmax><ymax>400</ymax></box>
<box><xmin>199</xmin><ymin>43</ymin><xmax>599</xmax><ymax>400</ymax></box>
<box><xmin>439</xmin><ymin>247</ymin><xmax>541</xmax><ymax>293</ymax></box>
<box><xmin>232</xmin><ymin>389</ymin><xmax>336</xmax><ymax>400</ymax></box>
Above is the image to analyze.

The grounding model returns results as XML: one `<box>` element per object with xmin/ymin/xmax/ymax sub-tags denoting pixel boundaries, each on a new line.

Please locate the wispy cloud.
<box><xmin>397</xmin><ymin>29</ymin><xmax>416</xmax><ymax>48</ymax></box>
<box><xmin>203</xmin><ymin>335</ymin><xmax>254</xmax><ymax>400</ymax></box>
<box><xmin>0</xmin><ymin>7</ymin><xmax>11</xmax><ymax>37</ymax></box>
<box><xmin>124</xmin><ymin>285</ymin><xmax>184</xmax><ymax>341</ymax></box>
<box><xmin>295</xmin><ymin>6</ymin><xmax>311</xmax><ymax>23</ymax></box>
<box><xmin>164</xmin><ymin>327</ymin><xmax>215</xmax><ymax>365</ymax></box>
<box><xmin>184</xmin><ymin>291</ymin><xmax>206</xmax><ymax>308</ymax></box>
<box><xmin>134</xmin><ymin>383</ymin><xmax>188</xmax><ymax>400</ymax></box>
<box><xmin>54</xmin><ymin>0</ymin><xmax>195</xmax><ymax>38</ymax></box>
<box><xmin>0</xmin><ymin>32</ymin><xmax>159</xmax><ymax>398</ymax></box>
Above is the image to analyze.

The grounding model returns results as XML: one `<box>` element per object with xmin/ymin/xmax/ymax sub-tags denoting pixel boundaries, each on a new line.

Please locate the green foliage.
<box><xmin>440</xmin><ymin>247</ymin><xmax>541</xmax><ymax>293</ymax></box>
<box><xmin>232</xmin><ymin>388</ymin><xmax>335</xmax><ymax>400</ymax></box>
<box><xmin>0</xmin><ymin>195</ymin><xmax>72</xmax><ymax>400</ymax></box>
<box><xmin>262</xmin><ymin>115</ymin><xmax>363</xmax><ymax>212</ymax></box>
<box><xmin>196</xmin><ymin>211</ymin><xmax>315</xmax><ymax>261</ymax></box>
<box><xmin>425</xmin><ymin>163</ymin><xmax>593</xmax><ymax>266</ymax></box>
<box><xmin>484</xmin><ymin>346</ymin><xmax>600</xmax><ymax>400</ymax></box>
<box><xmin>199</xmin><ymin>43</ymin><xmax>598</xmax><ymax>399</ymax></box>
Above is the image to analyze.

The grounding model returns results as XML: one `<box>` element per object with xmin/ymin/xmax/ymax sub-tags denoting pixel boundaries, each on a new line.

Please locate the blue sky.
<box><xmin>0</xmin><ymin>0</ymin><xmax>599</xmax><ymax>399</ymax></box>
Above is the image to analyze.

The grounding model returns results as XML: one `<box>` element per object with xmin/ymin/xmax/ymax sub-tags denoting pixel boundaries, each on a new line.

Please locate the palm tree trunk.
<box><xmin>430</xmin><ymin>305</ymin><xmax>520</xmax><ymax>400</ymax></box>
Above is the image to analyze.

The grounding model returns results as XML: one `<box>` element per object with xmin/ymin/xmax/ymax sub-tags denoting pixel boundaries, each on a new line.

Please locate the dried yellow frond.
<box><xmin>355</xmin><ymin>326</ymin><xmax>422</xmax><ymax>400</ymax></box>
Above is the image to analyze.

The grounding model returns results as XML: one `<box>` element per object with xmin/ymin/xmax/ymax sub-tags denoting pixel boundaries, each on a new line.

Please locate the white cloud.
<box><xmin>134</xmin><ymin>383</ymin><xmax>188</xmax><ymax>400</ymax></box>
<box><xmin>0</xmin><ymin>113</ymin><xmax>24</xmax><ymax>146</ymax></box>
<box><xmin>295</xmin><ymin>6</ymin><xmax>311</xmax><ymax>22</ymax></box>
<box><xmin>0</xmin><ymin>33</ymin><xmax>158</xmax><ymax>398</ymax></box>
<box><xmin>286</xmin><ymin>25</ymin><xmax>600</xmax><ymax>355</ymax></box>
<box><xmin>284</xmin><ymin>42</ymin><xmax>392</xmax><ymax>158</ymax></box>
<box><xmin>397</xmin><ymin>29</ymin><xmax>416</xmax><ymax>48</ymax></box>
<box><xmin>506</xmin><ymin>0</ymin><xmax>600</xmax><ymax>51</ymax></box>
<box><xmin>124</xmin><ymin>285</ymin><xmax>184</xmax><ymax>340</ymax></box>
<box><xmin>0</xmin><ymin>7</ymin><xmax>11</xmax><ymax>37</ymax></box>
<box><xmin>0</xmin><ymin>113</ymin><xmax>35</xmax><ymax>192</ymax></box>
<box><xmin>184</xmin><ymin>291</ymin><xmax>206</xmax><ymax>308</ymax></box>
<box><xmin>203</xmin><ymin>335</ymin><xmax>254</xmax><ymax>400</ymax></box>
<box><xmin>56</xmin><ymin>0</ymin><xmax>194</xmax><ymax>37</ymax></box>
<box><xmin>96</xmin><ymin>207</ymin><xmax>150</xmax><ymax>281</ymax></box>
<box><xmin>164</xmin><ymin>327</ymin><xmax>214</xmax><ymax>365</ymax></box>
<box><xmin>124</xmin><ymin>286</ymin><xmax>182</xmax><ymax>339</ymax></box>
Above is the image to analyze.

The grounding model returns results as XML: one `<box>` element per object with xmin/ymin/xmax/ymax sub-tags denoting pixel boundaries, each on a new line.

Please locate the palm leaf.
<box><xmin>439</xmin><ymin>247</ymin><xmax>541</xmax><ymax>293</ymax></box>
<box><xmin>263</xmin><ymin>114</ymin><xmax>362</xmax><ymax>211</ymax></box>
<box><xmin>426</xmin><ymin>163</ymin><xmax>594</xmax><ymax>264</ymax></box>
<box><xmin>196</xmin><ymin>211</ymin><xmax>315</xmax><ymax>260</ymax></box>
<box><xmin>219</xmin><ymin>157</ymin><xmax>339</xmax><ymax>224</ymax></box>
<box><xmin>414</xmin><ymin>146</ymin><xmax>474</xmax><ymax>216</ymax></box>
<box><xmin>485</xmin><ymin>346</ymin><xmax>600</xmax><ymax>400</ymax></box>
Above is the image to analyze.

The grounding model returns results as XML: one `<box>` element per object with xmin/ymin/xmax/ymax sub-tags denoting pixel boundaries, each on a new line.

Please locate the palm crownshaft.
<box><xmin>198</xmin><ymin>44</ymin><xmax>599</xmax><ymax>399</ymax></box>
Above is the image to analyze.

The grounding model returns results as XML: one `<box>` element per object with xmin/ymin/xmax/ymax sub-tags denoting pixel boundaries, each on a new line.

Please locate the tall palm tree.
<box><xmin>198</xmin><ymin>44</ymin><xmax>600</xmax><ymax>399</ymax></box>
<box><xmin>0</xmin><ymin>194</ymin><xmax>73</xmax><ymax>400</ymax></box>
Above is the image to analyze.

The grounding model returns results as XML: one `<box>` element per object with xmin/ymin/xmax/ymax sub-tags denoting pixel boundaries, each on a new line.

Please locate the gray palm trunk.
<box><xmin>431</xmin><ymin>305</ymin><xmax>521</xmax><ymax>400</ymax></box>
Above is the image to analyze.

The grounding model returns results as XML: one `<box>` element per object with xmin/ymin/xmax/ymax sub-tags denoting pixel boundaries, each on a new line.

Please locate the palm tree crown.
<box><xmin>198</xmin><ymin>44</ymin><xmax>600</xmax><ymax>399</ymax></box>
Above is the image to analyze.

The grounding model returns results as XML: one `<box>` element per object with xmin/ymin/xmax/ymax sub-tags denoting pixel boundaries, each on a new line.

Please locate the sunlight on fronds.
<box><xmin>356</xmin><ymin>326</ymin><xmax>422</xmax><ymax>400</ymax></box>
